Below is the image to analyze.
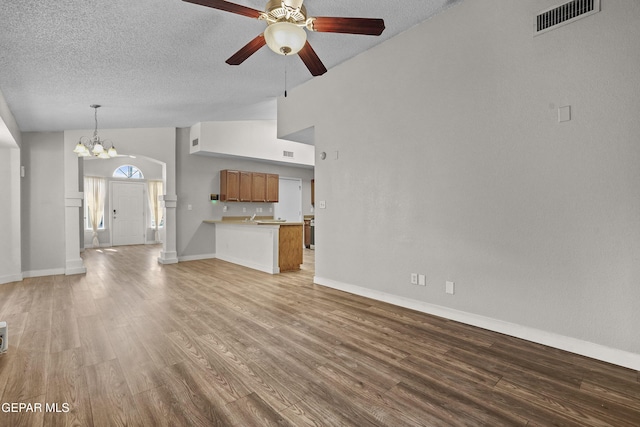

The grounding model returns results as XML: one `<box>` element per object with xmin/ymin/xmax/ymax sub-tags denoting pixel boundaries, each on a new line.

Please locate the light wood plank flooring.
<box><xmin>0</xmin><ymin>244</ymin><xmax>639</xmax><ymax>426</ymax></box>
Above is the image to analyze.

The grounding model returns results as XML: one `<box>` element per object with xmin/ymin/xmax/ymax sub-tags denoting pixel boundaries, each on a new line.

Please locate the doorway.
<box><xmin>111</xmin><ymin>181</ymin><xmax>145</xmax><ymax>246</ymax></box>
<box><xmin>274</xmin><ymin>177</ymin><xmax>302</xmax><ymax>223</ymax></box>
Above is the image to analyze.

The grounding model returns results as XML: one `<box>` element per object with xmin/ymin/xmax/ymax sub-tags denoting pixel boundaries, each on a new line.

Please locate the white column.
<box><xmin>64</xmin><ymin>191</ymin><xmax>86</xmax><ymax>274</ymax></box>
<box><xmin>158</xmin><ymin>194</ymin><xmax>178</xmax><ymax>264</ymax></box>
<box><xmin>63</xmin><ymin>133</ymin><xmax>86</xmax><ymax>275</ymax></box>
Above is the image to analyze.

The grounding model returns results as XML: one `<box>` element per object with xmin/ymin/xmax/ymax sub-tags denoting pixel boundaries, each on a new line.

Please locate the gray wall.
<box><xmin>0</xmin><ymin>147</ymin><xmax>21</xmax><ymax>283</ymax></box>
<box><xmin>278</xmin><ymin>0</ymin><xmax>640</xmax><ymax>360</ymax></box>
<box><xmin>21</xmin><ymin>132</ymin><xmax>66</xmax><ymax>275</ymax></box>
<box><xmin>176</xmin><ymin>127</ymin><xmax>314</xmax><ymax>260</ymax></box>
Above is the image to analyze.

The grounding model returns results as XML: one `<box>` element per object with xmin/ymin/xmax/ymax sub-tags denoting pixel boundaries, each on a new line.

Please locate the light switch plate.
<box><xmin>446</xmin><ymin>281</ymin><xmax>455</xmax><ymax>295</ymax></box>
<box><xmin>318</xmin><ymin>201</ymin><xmax>326</xmax><ymax>209</ymax></box>
<box><xmin>418</xmin><ymin>274</ymin><xmax>426</xmax><ymax>286</ymax></box>
<box><xmin>558</xmin><ymin>105</ymin><xmax>571</xmax><ymax>122</ymax></box>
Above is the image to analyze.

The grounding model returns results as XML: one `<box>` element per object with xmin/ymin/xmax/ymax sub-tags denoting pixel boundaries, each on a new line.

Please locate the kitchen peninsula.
<box><xmin>203</xmin><ymin>218</ymin><xmax>303</xmax><ymax>274</ymax></box>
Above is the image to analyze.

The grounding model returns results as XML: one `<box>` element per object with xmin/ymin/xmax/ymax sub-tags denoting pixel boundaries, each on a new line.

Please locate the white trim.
<box><xmin>0</xmin><ymin>273</ymin><xmax>23</xmax><ymax>284</ymax></box>
<box><xmin>158</xmin><ymin>251</ymin><xmax>178</xmax><ymax>264</ymax></box>
<box><xmin>65</xmin><ymin>258</ymin><xmax>87</xmax><ymax>275</ymax></box>
<box><xmin>314</xmin><ymin>276</ymin><xmax>640</xmax><ymax>371</ymax></box>
<box><xmin>178</xmin><ymin>253</ymin><xmax>216</xmax><ymax>262</ymax></box>
<box><xmin>216</xmin><ymin>253</ymin><xmax>279</xmax><ymax>274</ymax></box>
<box><xmin>23</xmin><ymin>268</ymin><xmax>66</xmax><ymax>278</ymax></box>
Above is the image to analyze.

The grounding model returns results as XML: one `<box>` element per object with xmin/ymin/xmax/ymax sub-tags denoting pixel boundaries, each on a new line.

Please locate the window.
<box><xmin>85</xmin><ymin>205</ymin><xmax>105</xmax><ymax>230</ymax></box>
<box><xmin>113</xmin><ymin>165</ymin><xmax>144</xmax><ymax>179</ymax></box>
<box><xmin>84</xmin><ymin>177</ymin><xmax>106</xmax><ymax>238</ymax></box>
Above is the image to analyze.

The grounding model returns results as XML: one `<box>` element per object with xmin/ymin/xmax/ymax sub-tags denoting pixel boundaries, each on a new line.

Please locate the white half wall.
<box><xmin>190</xmin><ymin>120</ymin><xmax>314</xmax><ymax>167</ymax></box>
<box><xmin>278</xmin><ymin>0</ymin><xmax>640</xmax><ymax>368</ymax></box>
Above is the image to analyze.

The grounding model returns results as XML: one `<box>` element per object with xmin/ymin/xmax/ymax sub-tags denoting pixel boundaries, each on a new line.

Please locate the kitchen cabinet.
<box><xmin>239</xmin><ymin>171</ymin><xmax>252</xmax><ymax>202</ymax></box>
<box><xmin>252</xmin><ymin>173</ymin><xmax>266</xmax><ymax>202</ymax></box>
<box><xmin>220</xmin><ymin>169</ymin><xmax>279</xmax><ymax>203</ymax></box>
<box><xmin>266</xmin><ymin>174</ymin><xmax>279</xmax><ymax>202</ymax></box>
<box><xmin>220</xmin><ymin>170</ymin><xmax>240</xmax><ymax>202</ymax></box>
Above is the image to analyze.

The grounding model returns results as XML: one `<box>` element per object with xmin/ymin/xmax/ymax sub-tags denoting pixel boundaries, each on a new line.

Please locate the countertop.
<box><xmin>203</xmin><ymin>220</ymin><xmax>303</xmax><ymax>226</ymax></box>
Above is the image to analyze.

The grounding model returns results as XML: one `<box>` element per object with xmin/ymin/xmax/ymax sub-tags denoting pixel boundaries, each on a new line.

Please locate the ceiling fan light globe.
<box><xmin>264</xmin><ymin>22</ymin><xmax>307</xmax><ymax>56</ymax></box>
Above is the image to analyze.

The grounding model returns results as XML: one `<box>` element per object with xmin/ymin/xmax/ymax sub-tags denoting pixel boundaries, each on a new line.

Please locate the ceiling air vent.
<box><xmin>283</xmin><ymin>150</ymin><xmax>294</xmax><ymax>158</ymax></box>
<box><xmin>535</xmin><ymin>0</ymin><xmax>600</xmax><ymax>36</ymax></box>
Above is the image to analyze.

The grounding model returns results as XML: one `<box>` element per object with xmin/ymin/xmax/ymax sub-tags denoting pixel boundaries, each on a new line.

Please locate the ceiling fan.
<box><xmin>182</xmin><ymin>0</ymin><xmax>386</xmax><ymax>76</ymax></box>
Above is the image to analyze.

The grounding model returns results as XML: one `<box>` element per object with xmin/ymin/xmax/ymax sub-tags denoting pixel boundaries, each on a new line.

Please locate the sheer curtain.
<box><xmin>148</xmin><ymin>180</ymin><xmax>163</xmax><ymax>243</ymax></box>
<box><xmin>84</xmin><ymin>176</ymin><xmax>106</xmax><ymax>248</ymax></box>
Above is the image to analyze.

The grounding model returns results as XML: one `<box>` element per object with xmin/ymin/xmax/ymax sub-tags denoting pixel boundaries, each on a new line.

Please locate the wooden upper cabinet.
<box><xmin>220</xmin><ymin>170</ymin><xmax>240</xmax><ymax>202</ymax></box>
<box><xmin>239</xmin><ymin>171</ymin><xmax>252</xmax><ymax>202</ymax></box>
<box><xmin>266</xmin><ymin>174</ymin><xmax>279</xmax><ymax>202</ymax></box>
<box><xmin>220</xmin><ymin>169</ymin><xmax>279</xmax><ymax>203</ymax></box>
<box><xmin>251</xmin><ymin>173</ymin><xmax>266</xmax><ymax>202</ymax></box>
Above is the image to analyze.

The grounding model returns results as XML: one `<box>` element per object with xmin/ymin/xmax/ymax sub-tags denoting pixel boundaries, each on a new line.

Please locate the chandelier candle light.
<box><xmin>73</xmin><ymin>105</ymin><xmax>117</xmax><ymax>158</ymax></box>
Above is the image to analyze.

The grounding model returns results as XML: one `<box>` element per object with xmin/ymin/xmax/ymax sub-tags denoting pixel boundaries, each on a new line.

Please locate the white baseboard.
<box><xmin>178</xmin><ymin>253</ymin><xmax>216</xmax><ymax>262</ymax></box>
<box><xmin>216</xmin><ymin>254</ymin><xmax>279</xmax><ymax>274</ymax></box>
<box><xmin>0</xmin><ymin>273</ymin><xmax>23</xmax><ymax>285</ymax></box>
<box><xmin>23</xmin><ymin>268</ymin><xmax>66</xmax><ymax>279</ymax></box>
<box><xmin>314</xmin><ymin>276</ymin><xmax>640</xmax><ymax>371</ymax></box>
<box><xmin>157</xmin><ymin>251</ymin><xmax>178</xmax><ymax>265</ymax></box>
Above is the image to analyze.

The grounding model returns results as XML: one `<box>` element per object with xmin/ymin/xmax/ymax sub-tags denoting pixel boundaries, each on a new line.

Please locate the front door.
<box><xmin>111</xmin><ymin>181</ymin><xmax>145</xmax><ymax>246</ymax></box>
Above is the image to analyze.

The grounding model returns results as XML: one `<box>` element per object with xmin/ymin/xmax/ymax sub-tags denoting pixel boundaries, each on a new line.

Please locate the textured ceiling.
<box><xmin>0</xmin><ymin>0</ymin><xmax>461</xmax><ymax>132</ymax></box>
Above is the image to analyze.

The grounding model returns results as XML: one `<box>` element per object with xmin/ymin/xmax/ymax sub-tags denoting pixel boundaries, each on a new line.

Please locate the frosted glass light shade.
<box><xmin>264</xmin><ymin>22</ymin><xmax>307</xmax><ymax>56</ymax></box>
<box><xmin>74</xmin><ymin>141</ymin><xmax>88</xmax><ymax>155</ymax></box>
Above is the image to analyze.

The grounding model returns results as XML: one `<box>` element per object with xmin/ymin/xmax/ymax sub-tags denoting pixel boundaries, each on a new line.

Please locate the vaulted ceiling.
<box><xmin>1</xmin><ymin>0</ymin><xmax>461</xmax><ymax>132</ymax></box>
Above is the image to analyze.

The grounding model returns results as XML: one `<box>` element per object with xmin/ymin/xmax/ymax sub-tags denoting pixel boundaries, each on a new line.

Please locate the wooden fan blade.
<box><xmin>310</xmin><ymin>17</ymin><xmax>385</xmax><ymax>36</ymax></box>
<box><xmin>182</xmin><ymin>0</ymin><xmax>263</xmax><ymax>19</ymax></box>
<box><xmin>226</xmin><ymin>34</ymin><xmax>266</xmax><ymax>65</ymax></box>
<box><xmin>298</xmin><ymin>41</ymin><xmax>327</xmax><ymax>76</ymax></box>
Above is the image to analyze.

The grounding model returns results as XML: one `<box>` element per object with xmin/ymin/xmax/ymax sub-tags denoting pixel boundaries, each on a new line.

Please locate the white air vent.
<box><xmin>535</xmin><ymin>0</ymin><xmax>600</xmax><ymax>36</ymax></box>
<box><xmin>283</xmin><ymin>150</ymin><xmax>294</xmax><ymax>158</ymax></box>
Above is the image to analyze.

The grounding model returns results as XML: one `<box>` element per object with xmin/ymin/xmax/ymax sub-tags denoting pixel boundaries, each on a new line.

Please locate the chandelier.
<box><xmin>73</xmin><ymin>104</ymin><xmax>117</xmax><ymax>158</ymax></box>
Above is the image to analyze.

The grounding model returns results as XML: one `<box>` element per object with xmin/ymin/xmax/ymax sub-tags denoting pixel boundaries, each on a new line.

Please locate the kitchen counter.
<box><xmin>203</xmin><ymin>220</ymin><xmax>303</xmax><ymax>226</ymax></box>
<box><xmin>203</xmin><ymin>219</ymin><xmax>303</xmax><ymax>274</ymax></box>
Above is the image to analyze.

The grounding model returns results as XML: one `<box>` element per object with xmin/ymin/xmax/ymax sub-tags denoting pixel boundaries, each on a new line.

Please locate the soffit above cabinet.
<box><xmin>190</xmin><ymin>120</ymin><xmax>314</xmax><ymax>168</ymax></box>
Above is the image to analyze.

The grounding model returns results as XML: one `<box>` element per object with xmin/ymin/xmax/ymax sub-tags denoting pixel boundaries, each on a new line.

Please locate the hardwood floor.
<box><xmin>1</xmin><ymin>244</ymin><xmax>639</xmax><ymax>426</ymax></box>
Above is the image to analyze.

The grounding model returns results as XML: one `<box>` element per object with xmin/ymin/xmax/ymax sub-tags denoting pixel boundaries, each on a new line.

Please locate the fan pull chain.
<box><xmin>284</xmin><ymin>59</ymin><xmax>288</xmax><ymax>98</ymax></box>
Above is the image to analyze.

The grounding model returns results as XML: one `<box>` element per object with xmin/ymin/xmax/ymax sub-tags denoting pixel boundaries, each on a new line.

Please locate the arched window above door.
<box><xmin>113</xmin><ymin>165</ymin><xmax>144</xmax><ymax>179</ymax></box>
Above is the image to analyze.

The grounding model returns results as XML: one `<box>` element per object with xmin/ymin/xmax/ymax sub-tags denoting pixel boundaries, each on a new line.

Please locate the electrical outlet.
<box><xmin>446</xmin><ymin>281</ymin><xmax>455</xmax><ymax>295</ymax></box>
<box><xmin>410</xmin><ymin>273</ymin><xmax>418</xmax><ymax>285</ymax></box>
<box><xmin>242</xmin><ymin>207</ymin><xmax>246</xmax><ymax>213</ymax></box>
<box><xmin>418</xmin><ymin>274</ymin><xmax>426</xmax><ymax>286</ymax></box>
